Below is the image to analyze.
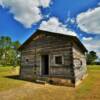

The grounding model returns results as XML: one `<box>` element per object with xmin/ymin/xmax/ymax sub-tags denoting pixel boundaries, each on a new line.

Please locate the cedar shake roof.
<box><xmin>18</xmin><ymin>29</ymin><xmax>88</xmax><ymax>52</ymax></box>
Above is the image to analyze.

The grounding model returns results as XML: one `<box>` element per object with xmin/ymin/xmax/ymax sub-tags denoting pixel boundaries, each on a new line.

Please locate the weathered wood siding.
<box><xmin>72</xmin><ymin>42</ymin><xmax>87</xmax><ymax>82</ymax></box>
<box><xmin>20</xmin><ymin>33</ymin><xmax>74</xmax><ymax>80</ymax></box>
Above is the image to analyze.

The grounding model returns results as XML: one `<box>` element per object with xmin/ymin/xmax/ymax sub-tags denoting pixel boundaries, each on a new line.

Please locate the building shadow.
<box><xmin>4</xmin><ymin>75</ymin><xmax>34</xmax><ymax>83</ymax></box>
<box><xmin>5</xmin><ymin>75</ymin><xmax>20</xmax><ymax>80</ymax></box>
<box><xmin>4</xmin><ymin>75</ymin><xmax>75</xmax><ymax>87</ymax></box>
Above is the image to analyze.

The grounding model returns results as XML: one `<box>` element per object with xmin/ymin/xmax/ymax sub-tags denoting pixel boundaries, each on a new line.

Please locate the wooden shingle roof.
<box><xmin>18</xmin><ymin>29</ymin><xmax>88</xmax><ymax>52</ymax></box>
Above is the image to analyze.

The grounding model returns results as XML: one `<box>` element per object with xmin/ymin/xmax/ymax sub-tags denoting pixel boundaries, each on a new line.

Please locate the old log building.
<box><xmin>18</xmin><ymin>30</ymin><xmax>88</xmax><ymax>86</ymax></box>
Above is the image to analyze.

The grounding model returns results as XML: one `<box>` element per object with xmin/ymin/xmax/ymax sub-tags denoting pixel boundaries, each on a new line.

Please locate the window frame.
<box><xmin>54</xmin><ymin>55</ymin><xmax>64</xmax><ymax>66</ymax></box>
<box><xmin>26</xmin><ymin>59</ymin><xmax>29</xmax><ymax>63</ymax></box>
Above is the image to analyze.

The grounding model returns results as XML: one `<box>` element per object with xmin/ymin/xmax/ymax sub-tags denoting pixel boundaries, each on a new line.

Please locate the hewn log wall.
<box><xmin>72</xmin><ymin>42</ymin><xmax>87</xmax><ymax>82</ymax></box>
<box><xmin>20</xmin><ymin>33</ymin><xmax>74</xmax><ymax>80</ymax></box>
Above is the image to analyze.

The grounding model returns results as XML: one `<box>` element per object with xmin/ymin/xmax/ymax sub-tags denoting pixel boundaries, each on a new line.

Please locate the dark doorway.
<box><xmin>42</xmin><ymin>55</ymin><xmax>49</xmax><ymax>75</ymax></box>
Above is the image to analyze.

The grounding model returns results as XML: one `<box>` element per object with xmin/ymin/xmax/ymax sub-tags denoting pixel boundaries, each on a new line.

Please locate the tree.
<box><xmin>0</xmin><ymin>36</ymin><xmax>21</xmax><ymax>66</ymax></box>
<box><xmin>0</xmin><ymin>36</ymin><xmax>12</xmax><ymax>65</ymax></box>
<box><xmin>86</xmin><ymin>51</ymin><xmax>98</xmax><ymax>65</ymax></box>
<box><xmin>11</xmin><ymin>41</ymin><xmax>21</xmax><ymax>67</ymax></box>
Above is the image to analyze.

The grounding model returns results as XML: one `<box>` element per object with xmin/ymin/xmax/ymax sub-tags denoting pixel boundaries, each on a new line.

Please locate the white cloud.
<box><xmin>70</xmin><ymin>18</ymin><xmax>75</xmax><ymax>24</ymax></box>
<box><xmin>65</xmin><ymin>17</ymin><xmax>75</xmax><ymax>25</ymax></box>
<box><xmin>39</xmin><ymin>17</ymin><xmax>77</xmax><ymax>36</ymax></box>
<box><xmin>82</xmin><ymin>37</ymin><xmax>93</xmax><ymax>41</ymax></box>
<box><xmin>77</xmin><ymin>7</ymin><xmax>100</xmax><ymax>34</ymax></box>
<box><xmin>0</xmin><ymin>0</ymin><xmax>52</xmax><ymax>28</ymax></box>
<box><xmin>39</xmin><ymin>0</ymin><xmax>51</xmax><ymax>8</ymax></box>
<box><xmin>0</xmin><ymin>0</ymin><xmax>2</xmax><ymax>5</ymax></box>
<box><xmin>82</xmin><ymin>37</ymin><xmax>100</xmax><ymax>58</ymax></box>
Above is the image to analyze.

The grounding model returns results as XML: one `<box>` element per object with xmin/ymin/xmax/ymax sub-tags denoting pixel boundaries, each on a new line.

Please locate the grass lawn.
<box><xmin>0</xmin><ymin>65</ymin><xmax>100</xmax><ymax>100</ymax></box>
<box><xmin>0</xmin><ymin>66</ymin><xmax>24</xmax><ymax>91</ymax></box>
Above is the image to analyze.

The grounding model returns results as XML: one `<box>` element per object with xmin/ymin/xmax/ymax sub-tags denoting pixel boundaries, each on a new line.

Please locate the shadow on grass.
<box><xmin>5</xmin><ymin>75</ymin><xmax>35</xmax><ymax>83</ymax></box>
<box><xmin>4</xmin><ymin>75</ymin><xmax>74</xmax><ymax>87</ymax></box>
<box><xmin>5</xmin><ymin>75</ymin><xmax>20</xmax><ymax>80</ymax></box>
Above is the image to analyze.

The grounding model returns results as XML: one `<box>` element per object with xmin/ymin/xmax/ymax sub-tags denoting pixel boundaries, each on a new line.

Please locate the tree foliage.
<box><xmin>86</xmin><ymin>51</ymin><xmax>98</xmax><ymax>65</ymax></box>
<box><xmin>0</xmin><ymin>36</ymin><xmax>20</xmax><ymax>66</ymax></box>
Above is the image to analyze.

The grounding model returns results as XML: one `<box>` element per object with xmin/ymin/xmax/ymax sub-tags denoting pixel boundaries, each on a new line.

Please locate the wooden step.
<box><xmin>35</xmin><ymin>80</ymin><xmax>46</xmax><ymax>84</ymax></box>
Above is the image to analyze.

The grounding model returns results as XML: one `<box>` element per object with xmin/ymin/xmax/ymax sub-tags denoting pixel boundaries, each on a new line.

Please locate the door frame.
<box><xmin>40</xmin><ymin>54</ymin><xmax>50</xmax><ymax>76</ymax></box>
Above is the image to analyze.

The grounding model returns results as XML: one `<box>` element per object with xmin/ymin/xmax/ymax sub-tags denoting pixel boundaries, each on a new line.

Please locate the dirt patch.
<box><xmin>0</xmin><ymin>82</ymin><xmax>45</xmax><ymax>100</ymax></box>
<box><xmin>0</xmin><ymin>82</ymin><xmax>75</xmax><ymax>100</ymax></box>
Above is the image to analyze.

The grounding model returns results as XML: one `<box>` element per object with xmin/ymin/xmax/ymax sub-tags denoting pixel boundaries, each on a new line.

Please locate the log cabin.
<box><xmin>18</xmin><ymin>29</ymin><xmax>88</xmax><ymax>86</ymax></box>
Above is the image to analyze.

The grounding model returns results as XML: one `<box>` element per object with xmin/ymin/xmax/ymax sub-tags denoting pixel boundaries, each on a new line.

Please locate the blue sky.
<box><xmin>0</xmin><ymin>0</ymin><xmax>100</xmax><ymax>58</ymax></box>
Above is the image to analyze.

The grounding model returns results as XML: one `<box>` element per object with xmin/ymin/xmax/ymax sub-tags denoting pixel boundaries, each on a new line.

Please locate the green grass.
<box><xmin>75</xmin><ymin>65</ymin><xmax>100</xmax><ymax>99</ymax></box>
<box><xmin>88</xmin><ymin>65</ymin><xmax>100</xmax><ymax>70</ymax></box>
<box><xmin>0</xmin><ymin>66</ymin><xmax>24</xmax><ymax>91</ymax></box>
<box><xmin>0</xmin><ymin>65</ymin><xmax>100</xmax><ymax>100</ymax></box>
